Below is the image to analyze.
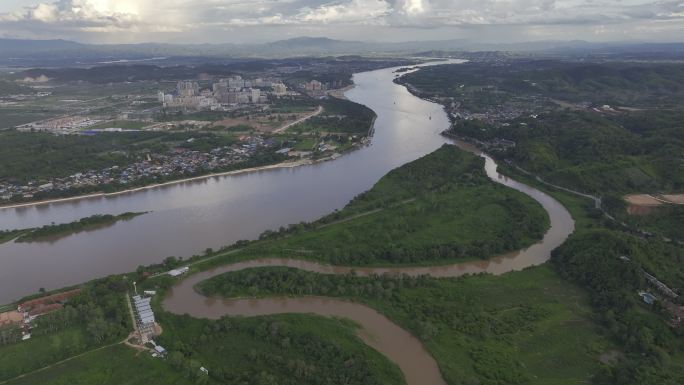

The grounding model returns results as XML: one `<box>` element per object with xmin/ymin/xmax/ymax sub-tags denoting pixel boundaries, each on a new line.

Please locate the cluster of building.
<box><xmin>18</xmin><ymin>116</ymin><xmax>103</xmax><ymax>133</ymax></box>
<box><xmin>0</xmin><ymin>135</ymin><xmax>279</xmax><ymax>203</ymax></box>
<box><xmin>0</xmin><ymin>91</ymin><xmax>52</xmax><ymax>109</ymax></box>
<box><xmin>463</xmin><ymin>137</ymin><xmax>517</xmax><ymax>152</ymax></box>
<box><xmin>0</xmin><ymin>289</ymin><xmax>81</xmax><ymax>341</ymax></box>
<box><xmin>131</xmin><ymin>294</ymin><xmax>156</xmax><ymax>344</ymax></box>
<box><xmin>443</xmin><ymin>94</ymin><xmax>547</xmax><ymax>127</ymax></box>
<box><xmin>620</xmin><ymin>255</ymin><xmax>684</xmax><ymax>327</ymax></box>
<box><xmin>158</xmin><ymin>77</ymin><xmax>289</xmax><ymax>111</ymax></box>
<box><xmin>296</xmin><ymin>79</ymin><xmax>345</xmax><ymax>98</ymax></box>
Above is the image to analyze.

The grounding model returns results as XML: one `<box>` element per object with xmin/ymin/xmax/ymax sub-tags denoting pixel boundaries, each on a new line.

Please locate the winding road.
<box><xmin>162</xmin><ymin>62</ymin><xmax>575</xmax><ymax>385</ymax></box>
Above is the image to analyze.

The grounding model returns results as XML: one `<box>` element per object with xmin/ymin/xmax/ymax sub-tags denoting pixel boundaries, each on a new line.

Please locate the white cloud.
<box><xmin>0</xmin><ymin>0</ymin><xmax>139</xmax><ymax>30</ymax></box>
<box><xmin>297</xmin><ymin>0</ymin><xmax>391</xmax><ymax>24</ymax></box>
<box><xmin>0</xmin><ymin>0</ymin><xmax>683</xmax><ymax>42</ymax></box>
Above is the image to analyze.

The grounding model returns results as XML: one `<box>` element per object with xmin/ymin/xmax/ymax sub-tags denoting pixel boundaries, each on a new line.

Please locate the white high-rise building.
<box><xmin>228</xmin><ymin>76</ymin><xmax>244</xmax><ymax>89</ymax></box>
<box><xmin>272</xmin><ymin>82</ymin><xmax>287</xmax><ymax>96</ymax></box>
<box><xmin>177</xmin><ymin>81</ymin><xmax>199</xmax><ymax>97</ymax></box>
<box><xmin>250</xmin><ymin>88</ymin><xmax>261</xmax><ymax>103</ymax></box>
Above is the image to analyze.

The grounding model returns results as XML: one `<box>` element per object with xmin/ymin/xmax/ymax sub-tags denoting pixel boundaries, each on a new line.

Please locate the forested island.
<box><xmin>1</xmin><ymin>212</ymin><xmax>146</xmax><ymax>244</ymax></box>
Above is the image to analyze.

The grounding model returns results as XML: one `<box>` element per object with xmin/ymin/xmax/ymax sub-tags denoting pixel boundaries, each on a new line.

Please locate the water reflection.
<box><xmin>0</xmin><ymin>61</ymin><xmax>462</xmax><ymax>303</ymax></box>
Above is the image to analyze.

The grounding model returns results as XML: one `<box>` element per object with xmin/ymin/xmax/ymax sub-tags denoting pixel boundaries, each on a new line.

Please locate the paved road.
<box><xmin>273</xmin><ymin>105</ymin><xmax>323</xmax><ymax>133</ymax></box>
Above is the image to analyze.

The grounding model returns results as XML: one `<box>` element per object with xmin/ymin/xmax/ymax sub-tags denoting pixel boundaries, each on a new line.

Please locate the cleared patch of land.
<box><xmin>624</xmin><ymin>194</ymin><xmax>663</xmax><ymax>206</ymax></box>
<box><xmin>661</xmin><ymin>194</ymin><xmax>684</xmax><ymax>204</ymax></box>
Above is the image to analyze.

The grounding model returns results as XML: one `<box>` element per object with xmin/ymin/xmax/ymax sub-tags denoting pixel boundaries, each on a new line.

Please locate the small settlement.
<box><xmin>0</xmin><ymin>289</ymin><xmax>81</xmax><ymax>341</ymax></box>
<box><xmin>620</xmin><ymin>255</ymin><xmax>684</xmax><ymax>327</ymax></box>
<box><xmin>127</xmin><ymin>266</ymin><xmax>190</xmax><ymax>358</ymax></box>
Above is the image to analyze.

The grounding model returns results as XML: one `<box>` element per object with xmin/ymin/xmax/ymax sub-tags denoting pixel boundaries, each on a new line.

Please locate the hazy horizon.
<box><xmin>1</xmin><ymin>0</ymin><xmax>683</xmax><ymax>45</ymax></box>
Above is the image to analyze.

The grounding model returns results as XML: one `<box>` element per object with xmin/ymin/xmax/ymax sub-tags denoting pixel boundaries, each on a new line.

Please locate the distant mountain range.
<box><xmin>1</xmin><ymin>37</ymin><xmax>683</xmax><ymax>67</ymax></box>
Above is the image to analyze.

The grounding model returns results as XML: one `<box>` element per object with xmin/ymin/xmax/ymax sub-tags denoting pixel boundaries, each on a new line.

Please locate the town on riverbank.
<box><xmin>2</xmin><ymin>51</ymin><xmax>684</xmax><ymax>385</ymax></box>
<box><xmin>0</xmin><ymin>58</ymin><xmax>411</xmax><ymax>207</ymax></box>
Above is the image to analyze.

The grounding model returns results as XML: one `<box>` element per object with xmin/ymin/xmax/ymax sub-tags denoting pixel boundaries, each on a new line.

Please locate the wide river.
<box><xmin>159</xmin><ymin>63</ymin><xmax>574</xmax><ymax>385</ymax></box>
<box><xmin>0</xmin><ymin>60</ymin><xmax>458</xmax><ymax>302</ymax></box>
<box><xmin>2</xmin><ymin>60</ymin><xmax>575</xmax><ymax>385</ymax></box>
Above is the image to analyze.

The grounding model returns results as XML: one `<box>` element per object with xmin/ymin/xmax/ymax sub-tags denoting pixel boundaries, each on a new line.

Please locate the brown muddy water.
<box><xmin>163</xmin><ymin>131</ymin><xmax>575</xmax><ymax>385</ymax></box>
<box><xmin>163</xmin><ymin>267</ymin><xmax>446</xmax><ymax>385</ymax></box>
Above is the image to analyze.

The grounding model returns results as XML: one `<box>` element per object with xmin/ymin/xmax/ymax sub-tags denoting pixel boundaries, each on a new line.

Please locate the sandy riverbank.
<box><xmin>327</xmin><ymin>84</ymin><xmax>356</xmax><ymax>100</ymax></box>
<box><xmin>0</xmin><ymin>159</ymin><xmax>314</xmax><ymax>211</ymax></box>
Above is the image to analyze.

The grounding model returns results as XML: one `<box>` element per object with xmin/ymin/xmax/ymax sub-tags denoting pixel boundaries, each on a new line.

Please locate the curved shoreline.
<box><xmin>163</xmin><ymin>144</ymin><xmax>575</xmax><ymax>385</ymax></box>
<box><xmin>162</xmin><ymin>61</ymin><xmax>575</xmax><ymax>385</ymax></box>
<box><xmin>164</xmin><ymin>288</ymin><xmax>445</xmax><ymax>385</ymax></box>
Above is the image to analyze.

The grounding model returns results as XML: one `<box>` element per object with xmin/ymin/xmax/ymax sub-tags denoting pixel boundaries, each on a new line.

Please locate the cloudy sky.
<box><xmin>0</xmin><ymin>0</ymin><xmax>682</xmax><ymax>44</ymax></box>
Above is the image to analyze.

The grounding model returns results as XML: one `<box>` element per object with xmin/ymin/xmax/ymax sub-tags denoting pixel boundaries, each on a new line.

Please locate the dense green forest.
<box><xmin>466</xmin><ymin>110</ymin><xmax>683</xmax><ymax>195</ymax></box>
<box><xmin>195</xmin><ymin>264</ymin><xmax>612</xmax><ymax>385</ymax></box>
<box><xmin>0</xmin><ymin>129</ymin><xmax>288</xmax><ymax>204</ymax></box>
<box><xmin>0</xmin><ymin>130</ymin><xmax>164</xmax><ymax>183</ymax></box>
<box><xmin>553</xmin><ymin>229</ymin><xmax>684</xmax><ymax>384</ymax></box>
<box><xmin>402</xmin><ymin>60</ymin><xmax>684</xmax><ymax>240</ymax></box>
<box><xmin>0</xmin><ymin>130</ymin><xmax>262</xmax><ymax>183</ymax></box>
<box><xmin>498</xmin><ymin>162</ymin><xmax>684</xmax><ymax>385</ymax></box>
<box><xmin>155</xmin><ymin>314</ymin><xmax>403</xmax><ymax>385</ymax></box>
<box><xmin>400</xmin><ymin>60</ymin><xmax>684</xmax><ymax>107</ymax></box>
<box><xmin>237</xmin><ymin>145</ymin><xmax>548</xmax><ymax>265</ymax></box>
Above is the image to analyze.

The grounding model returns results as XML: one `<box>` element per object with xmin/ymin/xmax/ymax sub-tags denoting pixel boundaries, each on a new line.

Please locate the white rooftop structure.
<box><xmin>133</xmin><ymin>295</ymin><xmax>156</xmax><ymax>325</ymax></box>
<box><xmin>168</xmin><ymin>266</ymin><xmax>190</xmax><ymax>277</ymax></box>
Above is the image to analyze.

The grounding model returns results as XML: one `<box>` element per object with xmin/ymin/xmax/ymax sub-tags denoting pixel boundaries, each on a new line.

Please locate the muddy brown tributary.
<box><xmin>163</xmin><ymin>137</ymin><xmax>575</xmax><ymax>385</ymax></box>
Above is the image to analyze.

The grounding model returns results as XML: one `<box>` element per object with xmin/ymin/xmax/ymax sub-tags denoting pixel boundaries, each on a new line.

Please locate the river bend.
<box><xmin>163</xmin><ymin>62</ymin><xmax>575</xmax><ymax>385</ymax></box>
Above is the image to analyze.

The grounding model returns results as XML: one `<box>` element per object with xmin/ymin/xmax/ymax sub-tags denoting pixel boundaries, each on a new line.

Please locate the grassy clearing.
<box><xmin>4</xmin><ymin>344</ymin><xmax>193</xmax><ymax>385</ymax></box>
<box><xmin>229</xmin><ymin>145</ymin><xmax>549</xmax><ymax>266</ymax></box>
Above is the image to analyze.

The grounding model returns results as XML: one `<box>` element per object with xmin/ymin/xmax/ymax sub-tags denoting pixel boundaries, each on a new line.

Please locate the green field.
<box><xmin>231</xmin><ymin>145</ymin><xmax>549</xmax><ymax>265</ymax></box>
<box><xmin>4</xmin><ymin>344</ymin><xmax>194</xmax><ymax>385</ymax></box>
